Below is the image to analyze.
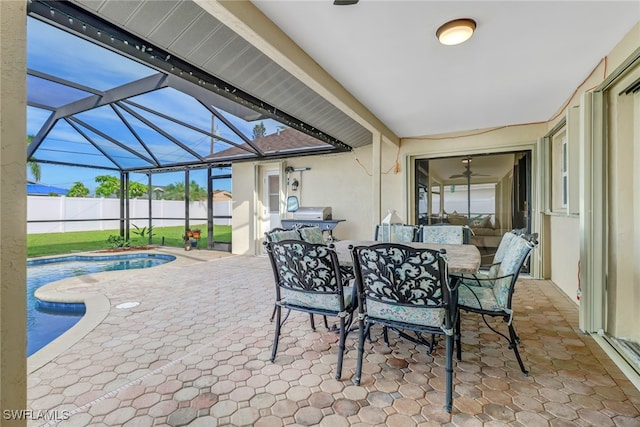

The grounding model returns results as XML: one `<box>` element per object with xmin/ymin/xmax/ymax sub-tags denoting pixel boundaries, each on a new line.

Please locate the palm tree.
<box><xmin>252</xmin><ymin>122</ymin><xmax>266</xmax><ymax>140</ymax></box>
<box><xmin>27</xmin><ymin>135</ymin><xmax>41</xmax><ymax>183</ymax></box>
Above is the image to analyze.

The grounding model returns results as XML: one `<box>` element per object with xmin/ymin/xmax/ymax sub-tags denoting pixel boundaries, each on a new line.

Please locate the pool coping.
<box><xmin>27</xmin><ymin>291</ymin><xmax>110</xmax><ymax>374</ymax></box>
<box><xmin>27</xmin><ymin>247</ymin><xmax>233</xmax><ymax>374</ymax></box>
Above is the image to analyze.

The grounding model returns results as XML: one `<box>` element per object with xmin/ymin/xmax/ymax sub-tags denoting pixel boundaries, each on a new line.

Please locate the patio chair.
<box><xmin>266</xmin><ymin>240</ymin><xmax>355</xmax><ymax>379</ymax></box>
<box><xmin>264</xmin><ymin>228</ymin><xmax>330</xmax><ymax>329</ymax></box>
<box><xmin>374</xmin><ymin>224</ymin><xmax>418</xmax><ymax>242</ymax></box>
<box><xmin>451</xmin><ymin>233</ymin><xmax>538</xmax><ymax>375</ymax></box>
<box><xmin>350</xmin><ymin>243</ymin><xmax>456</xmax><ymax>412</ymax></box>
<box><xmin>418</xmin><ymin>224</ymin><xmax>469</xmax><ymax>244</ymax></box>
<box><xmin>457</xmin><ymin>229</ymin><xmax>519</xmax><ymax>287</ymax></box>
<box><xmin>265</xmin><ymin>226</ymin><xmax>353</xmax><ymax>325</ymax></box>
<box><xmin>297</xmin><ymin>225</ymin><xmax>357</xmax><ymax>283</ymax></box>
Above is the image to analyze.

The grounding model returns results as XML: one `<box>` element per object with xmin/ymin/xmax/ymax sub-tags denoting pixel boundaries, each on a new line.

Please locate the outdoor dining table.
<box><xmin>330</xmin><ymin>240</ymin><xmax>481</xmax><ymax>275</ymax></box>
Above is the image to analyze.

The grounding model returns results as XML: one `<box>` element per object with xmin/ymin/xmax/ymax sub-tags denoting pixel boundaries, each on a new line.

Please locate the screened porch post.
<box><xmin>207</xmin><ymin>166</ymin><xmax>213</xmax><ymax>250</ymax></box>
<box><xmin>184</xmin><ymin>169</ymin><xmax>190</xmax><ymax>237</ymax></box>
<box><xmin>119</xmin><ymin>172</ymin><xmax>125</xmax><ymax>238</ymax></box>
<box><xmin>147</xmin><ymin>172</ymin><xmax>153</xmax><ymax>245</ymax></box>
<box><xmin>124</xmin><ymin>172</ymin><xmax>130</xmax><ymax>241</ymax></box>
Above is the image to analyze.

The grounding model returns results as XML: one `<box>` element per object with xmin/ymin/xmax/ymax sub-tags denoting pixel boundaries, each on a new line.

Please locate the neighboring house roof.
<box><xmin>213</xmin><ymin>190</ymin><xmax>232</xmax><ymax>201</ymax></box>
<box><xmin>27</xmin><ymin>183</ymin><xmax>68</xmax><ymax>196</ymax></box>
<box><xmin>206</xmin><ymin>128</ymin><xmax>333</xmax><ymax>160</ymax></box>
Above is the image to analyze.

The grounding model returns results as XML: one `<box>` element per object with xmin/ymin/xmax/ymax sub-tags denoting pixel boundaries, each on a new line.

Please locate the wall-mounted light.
<box><xmin>436</xmin><ymin>18</ymin><xmax>476</xmax><ymax>46</ymax></box>
<box><xmin>291</xmin><ymin>179</ymin><xmax>299</xmax><ymax>191</ymax></box>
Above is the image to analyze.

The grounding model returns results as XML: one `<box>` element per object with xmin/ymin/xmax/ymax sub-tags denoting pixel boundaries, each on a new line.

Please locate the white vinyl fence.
<box><xmin>27</xmin><ymin>196</ymin><xmax>232</xmax><ymax>234</ymax></box>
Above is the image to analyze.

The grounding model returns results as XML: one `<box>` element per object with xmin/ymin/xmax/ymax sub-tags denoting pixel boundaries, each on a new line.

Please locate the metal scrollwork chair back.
<box><xmin>265</xmin><ymin>240</ymin><xmax>355</xmax><ymax>380</ymax></box>
<box><xmin>350</xmin><ymin>243</ymin><xmax>456</xmax><ymax>413</ymax></box>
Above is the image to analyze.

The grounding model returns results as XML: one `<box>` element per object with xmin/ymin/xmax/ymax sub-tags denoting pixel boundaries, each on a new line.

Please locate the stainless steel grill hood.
<box><xmin>291</xmin><ymin>207</ymin><xmax>332</xmax><ymax>220</ymax></box>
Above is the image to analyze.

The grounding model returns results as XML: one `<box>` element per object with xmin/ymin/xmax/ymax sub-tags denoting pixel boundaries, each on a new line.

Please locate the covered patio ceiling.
<box><xmin>26</xmin><ymin>0</ymin><xmax>359</xmax><ymax>174</ymax></box>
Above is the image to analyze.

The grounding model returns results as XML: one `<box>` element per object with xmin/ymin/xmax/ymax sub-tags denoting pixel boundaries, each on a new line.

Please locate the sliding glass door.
<box><xmin>414</xmin><ymin>151</ymin><xmax>531</xmax><ymax>265</ymax></box>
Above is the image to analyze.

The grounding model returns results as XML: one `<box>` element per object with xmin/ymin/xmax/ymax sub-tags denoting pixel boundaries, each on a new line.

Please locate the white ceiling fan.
<box><xmin>449</xmin><ymin>157</ymin><xmax>490</xmax><ymax>179</ymax></box>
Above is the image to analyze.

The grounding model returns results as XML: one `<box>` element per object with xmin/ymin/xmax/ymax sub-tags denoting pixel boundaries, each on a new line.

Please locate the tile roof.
<box><xmin>206</xmin><ymin>128</ymin><xmax>334</xmax><ymax>160</ymax></box>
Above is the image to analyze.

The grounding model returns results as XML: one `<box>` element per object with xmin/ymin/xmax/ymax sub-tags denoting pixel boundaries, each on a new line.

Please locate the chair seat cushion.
<box><xmin>458</xmin><ymin>284</ymin><xmax>502</xmax><ymax>311</ymax></box>
<box><xmin>367</xmin><ymin>299</ymin><xmax>444</xmax><ymax>328</ymax></box>
<box><xmin>282</xmin><ymin>286</ymin><xmax>353</xmax><ymax>312</ymax></box>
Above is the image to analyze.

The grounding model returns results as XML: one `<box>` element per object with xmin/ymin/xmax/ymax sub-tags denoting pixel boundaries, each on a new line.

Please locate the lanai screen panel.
<box><xmin>26</xmin><ymin>7</ymin><xmax>351</xmax><ymax>173</ymax></box>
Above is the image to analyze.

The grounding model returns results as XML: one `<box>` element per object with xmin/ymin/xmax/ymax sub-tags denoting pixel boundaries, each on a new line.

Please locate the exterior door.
<box><xmin>262</xmin><ymin>170</ymin><xmax>281</xmax><ymax>233</ymax></box>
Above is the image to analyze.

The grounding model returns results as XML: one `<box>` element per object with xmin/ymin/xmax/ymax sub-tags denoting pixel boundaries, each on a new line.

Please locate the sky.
<box><xmin>26</xmin><ymin>16</ymin><xmax>285</xmax><ymax>194</ymax></box>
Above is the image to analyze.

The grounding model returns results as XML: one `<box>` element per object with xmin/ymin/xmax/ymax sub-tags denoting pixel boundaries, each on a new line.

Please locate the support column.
<box><xmin>0</xmin><ymin>0</ymin><xmax>27</xmax><ymax>423</ymax></box>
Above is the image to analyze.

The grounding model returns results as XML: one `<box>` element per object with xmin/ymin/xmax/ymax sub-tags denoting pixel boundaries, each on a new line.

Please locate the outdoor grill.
<box><xmin>291</xmin><ymin>206</ymin><xmax>332</xmax><ymax>220</ymax></box>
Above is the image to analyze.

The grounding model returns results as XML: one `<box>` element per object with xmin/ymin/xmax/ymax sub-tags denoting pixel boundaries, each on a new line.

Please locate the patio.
<box><xmin>27</xmin><ymin>248</ymin><xmax>640</xmax><ymax>426</ymax></box>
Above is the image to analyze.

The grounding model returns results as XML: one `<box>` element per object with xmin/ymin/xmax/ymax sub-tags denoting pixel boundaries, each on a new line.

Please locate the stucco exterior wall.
<box><xmin>549</xmin><ymin>215</ymin><xmax>580</xmax><ymax>304</ymax></box>
<box><xmin>231</xmin><ymin>161</ymin><xmax>258</xmax><ymax>255</ymax></box>
<box><xmin>232</xmin><ymin>145</ymin><xmax>386</xmax><ymax>256</ymax></box>
<box><xmin>0</xmin><ymin>0</ymin><xmax>27</xmax><ymax>420</ymax></box>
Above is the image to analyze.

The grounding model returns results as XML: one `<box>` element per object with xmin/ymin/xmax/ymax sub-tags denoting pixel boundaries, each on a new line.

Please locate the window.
<box><xmin>550</xmin><ymin>127</ymin><xmax>568</xmax><ymax>212</ymax></box>
<box><xmin>268</xmin><ymin>175</ymin><xmax>279</xmax><ymax>213</ymax></box>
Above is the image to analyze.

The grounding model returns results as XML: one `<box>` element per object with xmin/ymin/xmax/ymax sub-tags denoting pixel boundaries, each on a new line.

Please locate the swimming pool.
<box><xmin>27</xmin><ymin>253</ymin><xmax>175</xmax><ymax>356</ymax></box>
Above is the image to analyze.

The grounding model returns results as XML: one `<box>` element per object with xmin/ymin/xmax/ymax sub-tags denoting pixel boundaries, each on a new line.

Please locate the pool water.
<box><xmin>27</xmin><ymin>254</ymin><xmax>175</xmax><ymax>356</ymax></box>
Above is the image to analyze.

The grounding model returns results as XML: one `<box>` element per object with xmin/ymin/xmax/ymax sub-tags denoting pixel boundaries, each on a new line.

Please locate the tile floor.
<box><xmin>26</xmin><ymin>248</ymin><xmax>640</xmax><ymax>426</ymax></box>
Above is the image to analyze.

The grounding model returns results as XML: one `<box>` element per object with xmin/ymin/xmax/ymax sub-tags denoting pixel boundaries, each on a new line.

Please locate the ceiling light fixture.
<box><xmin>436</xmin><ymin>18</ymin><xmax>476</xmax><ymax>46</ymax></box>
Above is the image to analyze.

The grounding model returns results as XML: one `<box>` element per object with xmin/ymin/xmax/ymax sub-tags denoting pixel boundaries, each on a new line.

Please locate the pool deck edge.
<box><xmin>27</xmin><ymin>247</ymin><xmax>235</xmax><ymax>374</ymax></box>
<box><xmin>27</xmin><ymin>292</ymin><xmax>110</xmax><ymax>374</ymax></box>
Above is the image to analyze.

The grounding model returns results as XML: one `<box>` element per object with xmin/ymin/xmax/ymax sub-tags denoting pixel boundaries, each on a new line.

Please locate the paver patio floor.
<box><xmin>26</xmin><ymin>248</ymin><xmax>640</xmax><ymax>426</ymax></box>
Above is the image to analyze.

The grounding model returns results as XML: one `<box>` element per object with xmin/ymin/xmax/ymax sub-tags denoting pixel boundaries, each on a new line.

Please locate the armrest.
<box><xmin>479</xmin><ymin>261</ymin><xmax>501</xmax><ymax>270</ymax></box>
<box><xmin>450</xmin><ymin>272</ymin><xmax>514</xmax><ymax>289</ymax></box>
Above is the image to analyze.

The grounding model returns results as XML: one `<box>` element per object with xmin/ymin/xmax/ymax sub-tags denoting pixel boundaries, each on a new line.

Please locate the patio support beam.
<box><xmin>0</xmin><ymin>0</ymin><xmax>27</xmax><ymax>419</ymax></box>
<box><xmin>27</xmin><ymin>68</ymin><xmax>104</xmax><ymax>96</ymax></box>
<box><xmin>200</xmin><ymin>0</ymin><xmax>399</xmax><ymax>146</ymax></box>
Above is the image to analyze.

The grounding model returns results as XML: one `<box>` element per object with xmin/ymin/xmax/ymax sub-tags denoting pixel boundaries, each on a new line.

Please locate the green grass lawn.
<box><xmin>27</xmin><ymin>224</ymin><xmax>231</xmax><ymax>258</ymax></box>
